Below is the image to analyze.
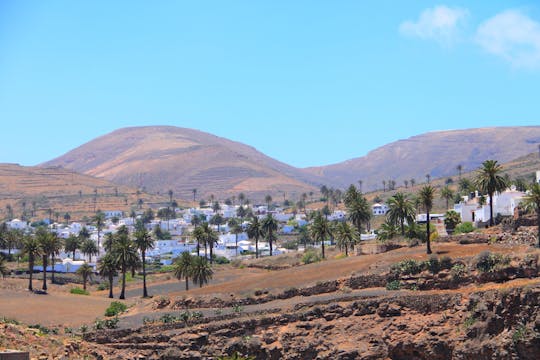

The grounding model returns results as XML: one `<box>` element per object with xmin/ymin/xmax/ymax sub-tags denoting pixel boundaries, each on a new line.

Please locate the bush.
<box><xmin>302</xmin><ymin>248</ymin><xmax>322</xmax><ymax>264</ymax></box>
<box><xmin>424</xmin><ymin>255</ymin><xmax>440</xmax><ymax>274</ymax></box>
<box><xmin>440</xmin><ymin>256</ymin><xmax>453</xmax><ymax>270</ymax></box>
<box><xmin>214</xmin><ymin>256</ymin><xmax>230</xmax><ymax>265</ymax></box>
<box><xmin>386</xmin><ymin>280</ymin><xmax>401</xmax><ymax>290</ymax></box>
<box><xmin>105</xmin><ymin>301</ymin><xmax>127</xmax><ymax>317</ymax></box>
<box><xmin>94</xmin><ymin>317</ymin><xmax>119</xmax><ymax>330</ymax></box>
<box><xmin>450</xmin><ymin>263</ymin><xmax>467</xmax><ymax>281</ymax></box>
<box><xmin>391</xmin><ymin>259</ymin><xmax>422</xmax><ymax>276</ymax></box>
<box><xmin>282</xmin><ymin>239</ymin><xmax>299</xmax><ymax>250</ymax></box>
<box><xmin>70</xmin><ymin>287</ymin><xmax>89</xmax><ymax>295</ymax></box>
<box><xmin>454</xmin><ymin>222</ymin><xmax>474</xmax><ymax>234</ymax></box>
<box><xmin>475</xmin><ymin>251</ymin><xmax>510</xmax><ymax>273</ymax></box>
<box><xmin>97</xmin><ymin>283</ymin><xmax>109</xmax><ymax>291</ymax></box>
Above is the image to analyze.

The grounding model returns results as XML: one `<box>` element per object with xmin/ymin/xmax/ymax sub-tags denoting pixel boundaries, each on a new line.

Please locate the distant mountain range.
<box><xmin>41</xmin><ymin>125</ymin><xmax>540</xmax><ymax>200</ymax></box>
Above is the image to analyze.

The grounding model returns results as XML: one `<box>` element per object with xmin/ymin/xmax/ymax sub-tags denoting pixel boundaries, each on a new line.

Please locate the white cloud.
<box><xmin>476</xmin><ymin>10</ymin><xmax>540</xmax><ymax>68</ymax></box>
<box><xmin>399</xmin><ymin>5</ymin><xmax>469</xmax><ymax>45</ymax></box>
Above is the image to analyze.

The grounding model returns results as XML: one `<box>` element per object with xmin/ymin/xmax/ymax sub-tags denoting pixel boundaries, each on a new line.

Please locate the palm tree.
<box><xmin>133</xmin><ymin>227</ymin><xmax>154</xmax><ymax>298</ymax></box>
<box><xmin>382</xmin><ymin>180</ymin><xmax>386</xmax><ymax>192</ymax></box>
<box><xmin>48</xmin><ymin>233</ymin><xmax>63</xmax><ymax>284</ymax></box>
<box><xmin>210</xmin><ymin>214</ymin><xmax>224</xmax><ymax>233</ymax></box>
<box><xmin>93</xmin><ymin>211</ymin><xmax>106</xmax><ymax>253</ymax></box>
<box><xmin>334</xmin><ymin>222</ymin><xmax>359</xmax><ymax>256</ymax></box>
<box><xmin>425</xmin><ymin>174</ymin><xmax>431</xmax><ymax>183</ymax></box>
<box><xmin>440</xmin><ymin>185</ymin><xmax>455</xmax><ymax>210</ymax></box>
<box><xmin>201</xmin><ymin>222</ymin><xmax>218</xmax><ymax>263</ymax></box>
<box><xmin>64</xmin><ymin>235</ymin><xmax>80</xmax><ymax>260</ymax></box>
<box><xmin>192</xmin><ymin>188</ymin><xmax>197</xmax><ymax>202</ymax></box>
<box><xmin>310</xmin><ymin>212</ymin><xmax>331</xmax><ymax>259</ymax></box>
<box><xmin>81</xmin><ymin>239</ymin><xmax>98</xmax><ymax>263</ymax></box>
<box><xmin>457</xmin><ymin>164</ymin><xmax>463</xmax><ymax>178</ymax></box>
<box><xmin>474</xmin><ymin>160</ymin><xmax>508</xmax><ymax>226</ymax></box>
<box><xmin>410</xmin><ymin>178</ymin><xmax>416</xmax><ymax>187</ymax></box>
<box><xmin>418</xmin><ymin>185</ymin><xmax>435</xmax><ymax>254</ymax></box>
<box><xmin>191</xmin><ymin>256</ymin><xmax>213</xmax><ymax>288</ymax></box>
<box><xmin>265</xmin><ymin>195</ymin><xmax>273</xmax><ymax>210</ymax></box>
<box><xmin>76</xmin><ymin>263</ymin><xmax>94</xmax><ymax>291</ymax></box>
<box><xmin>522</xmin><ymin>183</ymin><xmax>540</xmax><ymax>248</ymax></box>
<box><xmin>22</xmin><ymin>235</ymin><xmax>42</xmax><ymax>291</ymax></box>
<box><xmin>261</xmin><ymin>214</ymin><xmax>278</xmax><ymax>257</ymax></box>
<box><xmin>192</xmin><ymin>225</ymin><xmax>205</xmax><ymax>257</ymax></box>
<box><xmin>404</xmin><ymin>180</ymin><xmax>409</xmax><ymax>189</ymax></box>
<box><xmin>63</xmin><ymin>212</ymin><xmax>71</xmax><ymax>224</ymax></box>
<box><xmin>247</xmin><ymin>216</ymin><xmax>264</xmax><ymax>258</ymax></box>
<box><xmin>97</xmin><ymin>253</ymin><xmax>117</xmax><ymax>298</ymax></box>
<box><xmin>112</xmin><ymin>231</ymin><xmax>139</xmax><ymax>300</ymax></box>
<box><xmin>228</xmin><ymin>219</ymin><xmax>243</xmax><ymax>257</ymax></box>
<box><xmin>347</xmin><ymin>195</ymin><xmax>371</xmax><ymax>235</ymax></box>
<box><xmin>36</xmin><ymin>227</ymin><xmax>54</xmax><ymax>291</ymax></box>
<box><xmin>173</xmin><ymin>251</ymin><xmax>193</xmax><ymax>291</ymax></box>
<box><xmin>386</xmin><ymin>192</ymin><xmax>416</xmax><ymax>236</ymax></box>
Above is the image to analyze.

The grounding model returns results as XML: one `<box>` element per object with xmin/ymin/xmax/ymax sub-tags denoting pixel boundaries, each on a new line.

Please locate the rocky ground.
<box><xmin>2</xmin><ymin>227</ymin><xmax>540</xmax><ymax>359</ymax></box>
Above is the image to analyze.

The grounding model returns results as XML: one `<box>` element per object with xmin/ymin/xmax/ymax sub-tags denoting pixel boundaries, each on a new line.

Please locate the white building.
<box><xmin>103</xmin><ymin>210</ymin><xmax>123</xmax><ymax>219</ymax></box>
<box><xmin>372</xmin><ymin>203</ymin><xmax>389</xmax><ymax>216</ymax></box>
<box><xmin>6</xmin><ymin>219</ymin><xmax>28</xmax><ymax>230</ymax></box>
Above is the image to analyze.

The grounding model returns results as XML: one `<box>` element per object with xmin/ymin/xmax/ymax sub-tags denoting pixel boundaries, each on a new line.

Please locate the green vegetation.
<box><xmin>70</xmin><ymin>287</ymin><xmax>89</xmax><ymax>295</ymax></box>
<box><xmin>454</xmin><ymin>222</ymin><xmax>474</xmax><ymax>234</ymax></box>
<box><xmin>475</xmin><ymin>251</ymin><xmax>510</xmax><ymax>273</ymax></box>
<box><xmin>105</xmin><ymin>301</ymin><xmax>128</xmax><ymax>317</ymax></box>
<box><xmin>301</xmin><ymin>248</ymin><xmax>322</xmax><ymax>264</ymax></box>
<box><xmin>391</xmin><ymin>259</ymin><xmax>422</xmax><ymax>276</ymax></box>
<box><xmin>386</xmin><ymin>280</ymin><xmax>401</xmax><ymax>290</ymax></box>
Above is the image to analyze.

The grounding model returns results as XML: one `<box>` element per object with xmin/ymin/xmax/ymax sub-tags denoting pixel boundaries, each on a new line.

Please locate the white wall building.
<box><xmin>6</xmin><ymin>219</ymin><xmax>28</xmax><ymax>230</ymax></box>
<box><xmin>372</xmin><ymin>203</ymin><xmax>389</xmax><ymax>216</ymax></box>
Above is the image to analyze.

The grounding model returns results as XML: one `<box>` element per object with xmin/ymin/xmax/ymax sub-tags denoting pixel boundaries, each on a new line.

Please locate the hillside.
<box><xmin>305</xmin><ymin>126</ymin><xmax>540</xmax><ymax>191</ymax></box>
<box><xmin>0</xmin><ymin>163</ymin><xmax>165</xmax><ymax>221</ymax></box>
<box><xmin>42</xmin><ymin>126</ymin><xmax>324</xmax><ymax>201</ymax></box>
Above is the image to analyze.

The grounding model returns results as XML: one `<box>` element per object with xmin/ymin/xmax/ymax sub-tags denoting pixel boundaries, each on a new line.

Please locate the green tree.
<box><xmin>64</xmin><ymin>235</ymin><xmax>80</xmax><ymax>260</ymax></box>
<box><xmin>261</xmin><ymin>214</ymin><xmax>278</xmax><ymax>257</ymax></box>
<box><xmin>334</xmin><ymin>222</ymin><xmax>359</xmax><ymax>256</ymax></box>
<box><xmin>22</xmin><ymin>235</ymin><xmax>42</xmax><ymax>291</ymax></box>
<box><xmin>0</xmin><ymin>256</ymin><xmax>8</xmax><ymax>278</ymax></box>
<box><xmin>133</xmin><ymin>227</ymin><xmax>154</xmax><ymax>298</ymax></box>
<box><xmin>201</xmin><ymin>222</ymin><xmax>218</xmax><ymax>263</ymax></box>
<box><xmin>440</xmin><ymin>185</ymin><xmax>455</xmax><ymax>210</ymax></box>
<box><xmin>522</xmin><ymin>183</ymin><xmax>540</xmax><ymax>248</ymax></box>
<box><xmin>386</xmin><ymin>192</ymin><xmax>416</xmax><ymax>236</ymax></box>
<box><xmin>474</xmin><ymin>160</ymin><xmax>508</xmax><ymax>226</ymax></box>
<box><xmin>36</xmin><ymin>227</ymin><xmax>55</xmax><ymax>291</ymax></box>
<box><xmin>228</xmin><ymin>218</ymin><xmax>243</xmax><ymax>257</ymax></box>
<box><xmin>247</xmin><ymin>216</ymin><xmax>264</xmax><ymax>258</ymax></box>
<box><xmin>191</xmin><ymin>256</ymin><xmax>213</xmax><ymax>288</ymax></box>
<box><xmin>192</xmin><ymin>188</ymin><xmax>197</xmax><ymax>202</ymax></box>
<box><xmin>63</xmin><ymin>212</ymin><xmax>71</xmax><ymax>224</ymax></box>
<box><xmin>265</xmin><ymin>195</ymin><xmax>273</xmax><ymax>210</ymax></box>
<box><xmin>310</xmin><ymin>212</ymin><xmax>331</xmax><ymax>259</ymax></box>
<box><xmin>418</xmin><ymin>185</ymin><xmax>436</xmax><ymax>254</ymax></box>
<box><xmin>81</xmin><ymin>238</ymin><xmax>99</xmax><ymax>263</ymax></box>
<box><xmin>48</xmin><ymin>233</ymin><xmax>63</xmax><ymax>284</ymax></box>
<box><xmin>3</xmin><ymin>229</ymin><xmax>23</xmax><ymax>256</ymax></box>
<box><xmin>346</xmin><ymin>194</ymin><xmax>371</xmax><ymax>234</ymax></box>
<box><xmin>112</xmin><ymin>231</ymin><xmax>139</xmax><ymax>299</ymax></box>
<box><xmin>93</xmin><ymin>211</ymin><xmax>106</xmax><ymax>253</ymax></box>
<box><xmin>192</xmin><ymin>225</ymin><xmax>205</xmax><ymax>257</ymax></box>
<box><xmin>377</xmin><ymin>221</ymin><xmax>400</xmax><ymax>241</ymax></box>
<box><xmin>76</xmin><ymin>262</ymin><xmax>94</xmax><ymax>291</ymax></box>
<box><xmin>173</xmin><ymin>251</ymin><xmax>193</xmax><ymax>291</ymax></box>
<box><xmin>97</xmin><ymin>253</ymin><xmax>117</xmax><ymax>298</ymax></box>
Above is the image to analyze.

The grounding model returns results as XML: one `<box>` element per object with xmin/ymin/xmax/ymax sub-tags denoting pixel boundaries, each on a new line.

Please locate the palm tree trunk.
<box><xmin>426</xmin><ymin>210</ymin><xmax>432</xmax><ymax>254</ymax></box>
<box><xmin>400</xmin><ymin>219</ymin><xmax>405</xmax><ymax>236</ymax></box>
<box><xmin>28</xmin><ymin>258</ymin><xmax>34</xmax><ymax>291</ymax></box>
<box><xmin>50</xmin><ymin>254</ymin><xmax>55</xmax><ymax>284</ymax></box>
<box><xmin>537</xmin><ymin>208</ymin><xmax>540</xmax><ymax>248</ymax></box>
<box><xmin>255</xmin><ymin>237</ymin><xmax>259</xmax><ymax>259</ymax></box>
<box><xmin>196</xmin><ymin>240</ymin><xmax>200</xmax><ymax>257</ymax></box>
<box><xmin>489</xmin><ymin>194</ymin><xmax>494</xmax><ymax>226</ymax></box>
<box><xmin>120</xmin><ymin>265</ymin><xmax>126</xmax><ymax>299</ymax></box>
<box><xmin>83</xmin><ymin>275</ymin><xmax>87</xmax><ymax>290</ymax></box>
<box><xmin>321</xmin><ymin>238</ymin><xmax>325</xmax><ymax>259</ymax></box>
<box><xmin>73</xmin><ymin>250</ymin><xmax>76</xmax><ymax>260</ymax></box>
<box><xmin>142</xmin><ymin>251</ymin><xmax>148</xmax><ymax>298</ymax></box>
<box><xmin>209</xmin><ymin>243</ymin><xmax>214</xmax><ymax>264</ymax></box>
<box><xmin>235</xmin><ymin>234</ymin><xmax>238</xmax><ymax>257</ymax></box>
<box><xmin>42</xmin><ymin>255</ymin><xmax>48</xmax><ymax>291</ymax></box>
<box><xmin>185</xmin><ymin>276</ymin><xmax>189</xmax><ymax>291</ymax></box>
<box><xmin>108</xmin><ymin>274</ymin><xmax>114</xmax><ymax>298</ymax></box>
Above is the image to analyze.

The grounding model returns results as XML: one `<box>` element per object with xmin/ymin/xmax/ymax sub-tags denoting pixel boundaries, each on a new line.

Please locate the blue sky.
<box><xmin>1</xmin><ymin>1</ymin><xmax>539</xmax><ymax>168</ymax></box>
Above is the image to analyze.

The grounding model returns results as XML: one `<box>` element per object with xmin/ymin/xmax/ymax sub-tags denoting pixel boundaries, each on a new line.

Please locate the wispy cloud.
<box><xmin>475</xmin><ymin>10</ymin><xmax>540</xmax><ymax>68</ymax></box>
<box><xmin>399</xmin><ymin>5</ymin><xmax>469</xmax><ymax>46</ymax></box>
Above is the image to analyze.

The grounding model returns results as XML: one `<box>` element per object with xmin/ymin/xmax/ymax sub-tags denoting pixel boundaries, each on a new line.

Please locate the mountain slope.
<box><xmin>305</xmin><ymin>126</ymin><xmax>540</xmax><ymax>190</ymax></box>
<box><xmin>0</xmin><ymin>163</ymin><xmax>165</xmax><ymax>221</ymax></box>
<box><xmin>42</xmin><ymin>126</ymin><xmax>323</xmax><ymax>200</ymax></box>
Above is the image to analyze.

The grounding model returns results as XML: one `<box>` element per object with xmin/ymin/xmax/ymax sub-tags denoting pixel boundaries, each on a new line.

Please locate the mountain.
<box><xmin>305</xmin><ymin>126</ymin><xmax>540</xmax><ymax>190</ymax></box>
<box><xmin>42</xmin><ymin>126</ymin><xmax>324</xmax><ymax>201</ymax></box>
<box><xmin>0</xmin><ymin>163</ymin><xmax>165</xmax><ymax>221</ymax></box>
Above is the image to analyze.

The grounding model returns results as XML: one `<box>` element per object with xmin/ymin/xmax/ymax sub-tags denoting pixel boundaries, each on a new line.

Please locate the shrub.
<box><xmin>391</xmin><ymin>259</ymin><xmax>422</xmax><ymax>276</ymax></box>
<box><xmin>97</xmin><ymin>283</ymin><xmax>109</xmax><ymax>291</ymax></box>
<box><xmin>282</xmin><ymin>239</ymin><xmax>299</xmax><ymax>250</ymax></box>
<box><xmin>440</xmin><ymin>256</ymin><xmax>453</xmax><ymax>270</ymax></box>
<box><xmin>450</xmin><ymin>264</ymin><xmax>467</xmax><ymax>281</ymax></box>
<box><xmin>386</xmin><ymin>280</ymin><xmax>401</xmax><ymax>290</ymax></box>
<box><xmin>302</xmin><ymin>248</ymin><xmax>322</xmax><ymax>264</ymax></box>
<box><xmin>105</xmin><ymin>301</ymin><xmax>128</xmax><ymax>317</ymax></box>
<box><xmin>94</xmin><ymin>317</ymin><xmax>119</xmax><ymax>330</ymax></box>
<box><xmin>70</xmin><ymin>287</ymin><xmax>89</xmax><ymax>295</ymax></box>
<box><xmin>454</xmin><ymin>222</ymin><xmax>474</xmax><ymax>234</ymax></box>
<box><xmin>424</xmin><ymin>255</ymin><xmax>440</xmax><ymax>274</ymax></box>
<box><xmin>214</xmin><ymin>256</ymin><xmax>230</xmax><ymax>265</ymax></box>
<box><xmin>475</xmin><ymin>251</ymin><xmax>510</xmax><ymax>273</ymax></box>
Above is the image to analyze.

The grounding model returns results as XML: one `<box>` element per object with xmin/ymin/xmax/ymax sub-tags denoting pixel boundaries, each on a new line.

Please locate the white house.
<box><xmin>536</xmin><ymin>170</ymin><xmax>540</xmax><ymax>184</ymax></box>
<box><xmin>7</xmin><ymin>219</ymin><xmax>28</xmax><ymax>230</ymax></box>
<box><xmin>104</xmin><ymin>210</ymin><xmax>123</xmax><ymax>219</ymax></box>
<box><xmin>372</xmin><ymin>204</ymin><xmax>389</xmax><ymax>216</ymax></box>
